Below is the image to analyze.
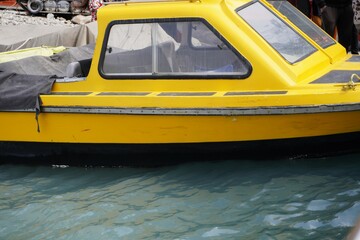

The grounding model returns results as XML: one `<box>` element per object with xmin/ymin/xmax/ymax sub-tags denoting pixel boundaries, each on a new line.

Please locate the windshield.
<box><xmin>268</xmin><ymin>0</ymin><xmax>335</xmax><ymax>48</ymax></box>
<box><xmin>237</xmin><ymin>1</ymin><xmax>316</xmax><ymax>63</ymax></box>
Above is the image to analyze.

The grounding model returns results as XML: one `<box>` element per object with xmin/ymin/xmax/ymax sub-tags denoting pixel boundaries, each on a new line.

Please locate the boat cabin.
<box><xmin>58</xmin><ymin>0</ymin><xmax>348</xmax><ymax>94</ymax></box>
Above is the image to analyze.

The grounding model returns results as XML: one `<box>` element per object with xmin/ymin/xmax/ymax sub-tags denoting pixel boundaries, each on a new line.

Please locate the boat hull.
<box><xmin>1</xmin><ymin>131</ymin><xmax>360</xmax><ymax>166</ymax></box>
<box><xmin>2</xmin><ymin>109</ymin><xmax>360</xmax><ymax>143</ymax></box>
<box><xmin>1</xmin><ymin>108</ymin><xmax>360</xmax><ymax>165</ymax></box>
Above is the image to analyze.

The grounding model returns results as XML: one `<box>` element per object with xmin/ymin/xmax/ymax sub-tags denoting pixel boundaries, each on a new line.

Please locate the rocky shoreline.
<box><xmin>0</xmin><ymin>10</ymin><xmax>76</xmax><ymax>26</ymax></box>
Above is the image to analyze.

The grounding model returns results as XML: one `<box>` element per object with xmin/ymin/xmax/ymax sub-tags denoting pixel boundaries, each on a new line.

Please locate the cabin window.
<box><xmin>268</xmin><ymin>0</ymin><xmax>335</xmax><ymax>49</ymax></box>
<box><xmin>237</xmin><ymin>2</ymin><xmax>317</xmax><ymax>63</ymax></box>
<box><xmin>99</xmin><ymin>19</ymin><xmax>251</xmax><ymax>79</ymax></box>
<box><xmin>190</xmin><ymin>22</ymin><xmax>225</xmax><ymax>49</ymax></box>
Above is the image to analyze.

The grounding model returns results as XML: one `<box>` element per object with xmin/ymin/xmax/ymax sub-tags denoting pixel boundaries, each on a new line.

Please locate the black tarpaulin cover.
<box><xmin>0</xmin><ymin>72</ymin><xmax>55</xmax><ymax>110</ymax></box>
<box><xmin>0</xmin><ymin>44</ymin><xmax>94</xmax><ymax>111</ymax></box>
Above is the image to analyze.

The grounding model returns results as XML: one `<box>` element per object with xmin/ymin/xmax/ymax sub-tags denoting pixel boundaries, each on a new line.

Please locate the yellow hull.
<box><xmin>2</xmin><ymin>109</ymin><xmax>360</xmax><ymax>144</ymax></box>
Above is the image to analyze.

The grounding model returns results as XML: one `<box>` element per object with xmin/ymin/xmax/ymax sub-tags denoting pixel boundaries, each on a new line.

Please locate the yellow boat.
<box><xmin>1</xmin><ymin>0</ymin><xmax>360</xmax><ymax>165</ymax></box>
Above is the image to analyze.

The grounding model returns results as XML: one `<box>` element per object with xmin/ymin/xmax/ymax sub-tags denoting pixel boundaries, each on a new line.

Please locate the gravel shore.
<box><xmin>0</xmin><ymin>10</ymin><xmax>75</xmax><ymax>26</ymax></box>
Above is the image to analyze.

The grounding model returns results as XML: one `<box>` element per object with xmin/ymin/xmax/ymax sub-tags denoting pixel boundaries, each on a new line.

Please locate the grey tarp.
<box><xmin>0</xmin><ymin>44</ymin><xmax>95</xmax><ymax>110</ymax></box>
<box><xmin>0</xmin><ymin>71</ymin><xmax>55</xmax><ymax>110</ymax></box>
<box><xmin>0</xmin><ymin>44</ymin><xmax>94</xmax><ymax>76</ymax></box>
<box><xmin>0</xmin><ymin>22</ymin><xmax>97</xmax><ymax>52</ymax></box>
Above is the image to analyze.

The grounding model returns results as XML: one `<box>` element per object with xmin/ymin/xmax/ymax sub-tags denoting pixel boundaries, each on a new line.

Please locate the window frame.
<box><xmin>98</xmin><ymin>18</ymin><xmax>252</xmax><ymax>80</ymax></box>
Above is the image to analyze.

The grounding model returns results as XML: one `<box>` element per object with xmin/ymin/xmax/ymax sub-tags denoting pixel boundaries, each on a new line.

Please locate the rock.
<box><xmin>46</xmin><ymin>13</ymin><xmax>55</xmax><ymax>20</ymax></box>
<box><xmin>0</xmin><ymin>10</ymin><xmax>76</xmax><ymax>27</ymax></box>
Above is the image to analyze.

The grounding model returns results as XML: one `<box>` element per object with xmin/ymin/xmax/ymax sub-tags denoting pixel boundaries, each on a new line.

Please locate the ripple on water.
<box><xmin>282</xmin><ymin>202</ymin><xmax>303</xmax><ymax>212</ymax></box>
<box><xmin>201</xmin><ymin>227</ymin><xmax>240</xmax><ymax>237</ymax></box>
<box><xmin>293</xmin><ymin>201</ymin><xmax>360</xmax><ymax>232</ymax></box>
<box><xmin>306</xmin><ymin>199</ymin><xmax>333</xmax><ymax>211</ymax></box>
<box><xmin>66</xmin><ymin>225</ymin><xmax>134</xmax><ymax>239</ymax></box>
<box><xmin>294</xmin><ymin>219</ymin><xmax>326</xmax><ymax>230</ymax></box>
<box><xmin>338</xmin><ymin>188</ymin><xmax>360</xmax><ymax>197</ymax></box>
<box><xmin>331</xmin><ymin>202</ymin><xmax>360</xmax><ymax>227</ymax></box>
<box><xmin>263</xmin><ymin>213</ymin><xmax>304</xmax><ymax>226</ymax></box>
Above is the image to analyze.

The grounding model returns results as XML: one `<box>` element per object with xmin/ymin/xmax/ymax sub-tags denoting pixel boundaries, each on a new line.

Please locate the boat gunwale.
<box><xmin>2</xmin><ymin>103</ymin><xmax>360</xmax><ymax>115</ymax></box>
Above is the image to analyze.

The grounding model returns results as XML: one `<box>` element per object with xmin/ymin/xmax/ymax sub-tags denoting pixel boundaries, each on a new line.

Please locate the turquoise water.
<box><xmin>1</xmin><ymin>154</ymin><xmax>360</xmax><ymax>239</ymax></box>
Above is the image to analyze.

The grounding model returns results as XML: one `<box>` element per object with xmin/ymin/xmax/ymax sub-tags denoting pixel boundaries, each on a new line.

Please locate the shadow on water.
<box><xmin>1</xmin><ymin>152</ymin><xmax>359</xmax><ymax>193</ymax></box>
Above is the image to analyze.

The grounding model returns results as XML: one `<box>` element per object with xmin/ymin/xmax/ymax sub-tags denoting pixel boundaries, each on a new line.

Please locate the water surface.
<box><xmin>1</xmin><ymin>154</ymin><xmax>360</xmax><ymax>239</ymax></box>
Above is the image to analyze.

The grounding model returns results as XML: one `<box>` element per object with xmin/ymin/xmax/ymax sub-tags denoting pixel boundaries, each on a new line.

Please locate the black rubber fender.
<box><xmin>27</xmin><ymin>0</ymin><xmax>43</xmax><ymax>14</ymax></box>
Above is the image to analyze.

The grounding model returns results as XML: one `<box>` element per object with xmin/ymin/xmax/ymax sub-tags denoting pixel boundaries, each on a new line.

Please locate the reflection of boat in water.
<box><xmin>1</xmin><ymin>0</ymin><xmax>360</xmax><ymax>166</ymax></box>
